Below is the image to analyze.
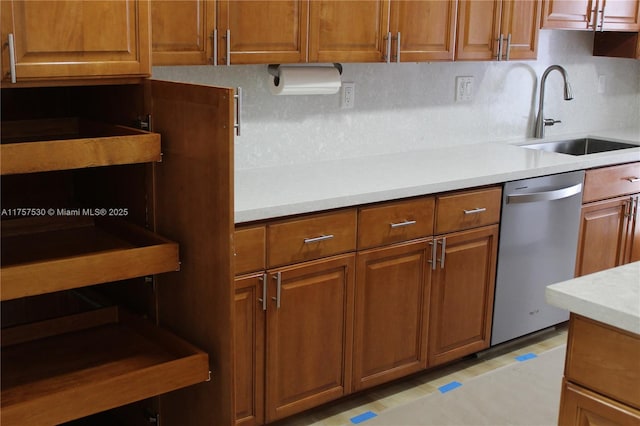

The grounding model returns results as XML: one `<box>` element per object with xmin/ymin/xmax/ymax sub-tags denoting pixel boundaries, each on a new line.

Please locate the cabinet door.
<box><xmin>559</xmin><ymin>380</ymin><xmax>640</xmax><ymax>426</ymax></box>
<box><xmin>152</xmin><ymin>80</ymin><xmax>235</xmax><ymax>426</ymax></box>
<box><xmin>1</xmin><ymin>0</ymin><xmax>150</xmax><ymax>83</ymax></box>
<box><xmin>235</xmin><ymin>274</ymin><xmax>266</xmax><ymax>426</ymax></box>
<box><xmin>600</xmin><ymin>0</ymin><xmax>640</xmax><ymax>31</ymax></box>
<box><xmin>151</xmin><ymin>0</ymin><xmax>215</xmax><ymax>66</ymax></box>
<box><xmin>389</xmin><ymin>0</ymin><xmax>456</xmax><ymax>62</ymax></box>
<box><xmin>353</xmin><ymin>240</ymin><xmax>431</xmax><ymax>391</ymax></box>
<box><xmin>218</xmin><ymin>0</ymin><xmax>308</xmax><ymax>64</ymax></box>
<box><xmin>456</xmin><ymin>0</ymin><xmax>502</xmax><ymax>60</ymax></box>
<box><xmin>428</xmin><ymin>225</ymin><xmax>498</xmax><ymax>367</ymax></box>
<box><xmin>575</xmin><ymin>197</ymin><xmax>630</xmax><ymax>277</ymax></box>
<box><xmin>309</xmin><ymin>0</ymin><xmax>390</xmax><ymax>62</ymax></box>
<box><xmin>541</xmin><ymin>0</ymin><xmax>593</xmax><ymax>29</ymax></box>
<box><xmin>500</xmin><ymin>0</ymin><xmax>541</xmax><ymax>60</ymax></box>
<box><xmin>265</xmin><ymin>254</ymin><xmax>355</xmax><ymax>422</ymax></box>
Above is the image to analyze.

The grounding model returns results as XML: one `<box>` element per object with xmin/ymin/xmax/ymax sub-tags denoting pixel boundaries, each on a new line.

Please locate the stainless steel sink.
<box><xmin>522</xmin><ymin>138</ymin><xmax>638</xmax><ymax>156</ymax></box>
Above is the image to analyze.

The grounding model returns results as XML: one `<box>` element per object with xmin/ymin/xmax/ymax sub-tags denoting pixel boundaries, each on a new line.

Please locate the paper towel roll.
<box><xmin>269</xmin><ymin>66</ymin><xmax>342</xmax><ymax>95</ymax></box>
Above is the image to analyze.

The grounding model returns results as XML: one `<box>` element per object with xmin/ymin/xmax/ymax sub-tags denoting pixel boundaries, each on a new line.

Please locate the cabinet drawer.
<box><xmin>234</xmin><ymin>226</ymin><xmax>266</xmax><ymax>275</ymax></box>
<box><xmin>435</xmin><ymin>187</ymin><xmax>502</xmax><ymax>234</ymax></box>
<box><xmin>357</xmin><ymin>197</ymin><xmax>435</xmax><ymax>249</ymax></box>
<box><xmin>566</xmin><ymin>314</ymin><xmax>640</xmax><ymax>410</ymax></box>
<box><xmin>583</xmin><ymin>162</ymin><xmax>640</xmax><ymax>203</ymax></box>
<box><xmin>267</xmin><ymin>210</ymin><xmax>357</xmax><ymax>267</ymax></box>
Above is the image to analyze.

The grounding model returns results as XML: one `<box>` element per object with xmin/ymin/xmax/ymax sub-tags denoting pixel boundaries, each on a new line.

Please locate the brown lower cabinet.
<box><xmin>576</xmin><ymin>162</ymin><xmax>640</xmax><ymax>276</ymax></box>
<box><xmin>353</xmin><ymin>239</ymin><xmax>432</xmax><ymax>391</ymax></box>
<box><xmin>234</xmin><ymin>186</ymin><xmax>501</xmax><ymax>425</ymax></box>
<box><xmin>266</xmin><ymin>255</ymin><xmax>355</xmax><ymax>422</ymax></box>
<box><xmin>558</xmin><ymin>314</ymin><xmax>640</xmax><ymax>425</ymax></box>
<box><xmin>428</xmin><ymin>225</ymin><xmax>499</xmax><ymax>366</ymax></box>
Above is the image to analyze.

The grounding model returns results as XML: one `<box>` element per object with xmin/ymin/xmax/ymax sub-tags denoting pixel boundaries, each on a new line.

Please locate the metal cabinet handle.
<box><xmin>211</xmin><ymin>29</ymin><xmax>218</xmax><ymax>66</ymax></box>
<box><xmin>7</xmin><ymin>33</ymin><xmax>16</xmax><ymax>83</ymax></box>
<box><xmin>272</xmin><ymin>272</ymin><xmax>281</xmax><ymax>308</ymax></box>
<box><xmin>257</xmin><ymin>273</ymin><xmax>267</xmax><ymax>311</ymax></box>
<box><xmin>390</xmin><ymin>220</ymin><xmax>416</xmax><ymax>228</ymax></box>
<box><xmin>464</xmin><ymin>207</ymin><xmax>487</xmax><ymax>215</ymax></box>
<box><xmin>598</xmin><ymin>8</ymin><xmax>605</xmax><ymax>31</ymax></box>
<box><xmin>625</xmin><ymin>177</ymin><xmax>640</xmax><ymax>183</ymax></box>
<box><xmin>505</xmin><ymin>33</ymin><xmax>512</xmax><ymax>60</ymax></box>
<box><xmin>438</xmin><ymin>237</ymin><xmax>446</xmax><ymax>268</ymax></box>
<box><xmin>226</xmin><ymin>29</ymin><xmax>231</xmax><ymax>65</ymax></box>
<box><xmin>303</xmin><ymin>234</ymin><xmax>334</xmax><ymax>244</ymax></box>
<box><xmin>385</xmin><ymin>31</ymin><xmax>392</xmax><ymax>64</ymax></box>
<box><xmin>234</xmin><ymin>87</ymin><xmax>242</xmax><ymax>137</ymax></box>
<box><xmin>496</xmin><ymin>34</ymin><xmax>504</xmax><ymax>61</ymax></box>
<box><xmin>429</xmin><ymin>240</ymin><xmax>437</xmax><ymax>270</ymax></box>
<box><xmin>396</xmin><ymin>32</ymin><xmax>401</xmax><ymax>63</ymax></box>
<box><xmin>507</xmin><ymin>183</ymin><xmax>582</xmax><ymax>204</ymax></box>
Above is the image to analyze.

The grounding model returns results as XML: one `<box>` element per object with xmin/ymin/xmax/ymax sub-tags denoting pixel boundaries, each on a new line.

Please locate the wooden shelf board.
<box><xmin>0</xmin><ymin>118</ymin><xmax>161</xmax><ymax>175</ymax></box>
<box><xmin>1</xmin><ymin>306</ymin><xmax>209</xmax><ymax>426</ymax></box>
<box><xmin>0</xmin><ymin>217</ymin><xmax>179</xmax><ymax>301</ymax></box>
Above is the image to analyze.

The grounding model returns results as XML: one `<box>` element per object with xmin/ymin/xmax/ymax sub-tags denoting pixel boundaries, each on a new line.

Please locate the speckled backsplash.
<box><xmin>153</xmin><ymin>30</ymin><xmax>640</xmax><ymax>171</ymax></box>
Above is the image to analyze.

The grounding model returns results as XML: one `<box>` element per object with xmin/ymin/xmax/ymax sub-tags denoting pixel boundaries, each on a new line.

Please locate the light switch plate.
<box><xmin>455</xmin><ymin>76</ymin><xmax>474</xmax><ymax>102</ymax></box>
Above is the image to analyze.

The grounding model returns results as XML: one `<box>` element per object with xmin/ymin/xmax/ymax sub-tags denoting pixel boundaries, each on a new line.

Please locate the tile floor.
<box><xmin>273</xmin><ymin>325</ymin><xmax>568</xmax><ymax>426</ymax></box>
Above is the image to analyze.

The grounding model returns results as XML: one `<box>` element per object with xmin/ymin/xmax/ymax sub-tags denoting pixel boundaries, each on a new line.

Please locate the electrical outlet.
<box><xmin>341</xmin><ymin>82</ymin><xmax>355</xmax><ymax>109</ymax></box>
<box><xmin>455</xmin><ymin>76</ymin><xmax>474</xmax><ymax>102</ymax></box>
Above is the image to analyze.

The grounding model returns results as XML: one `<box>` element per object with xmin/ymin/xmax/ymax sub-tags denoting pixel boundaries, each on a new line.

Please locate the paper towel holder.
<box><xmin>268</xmin><ymin>63</ymin><xmax>342</xmax><ymax>86</ymax></box>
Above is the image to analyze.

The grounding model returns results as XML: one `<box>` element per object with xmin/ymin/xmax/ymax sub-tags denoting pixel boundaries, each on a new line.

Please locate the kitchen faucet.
<box><xmin>534</xmin><ymin>65</ymin><xmax>573</xmax><ymax>138</ymax></box>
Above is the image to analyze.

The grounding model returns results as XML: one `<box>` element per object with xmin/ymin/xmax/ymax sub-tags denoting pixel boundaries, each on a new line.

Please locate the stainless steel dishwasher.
<box><xmin>491</xmin><ymin>170</ymin><xmax>585</xmax><ymax>346</ymax></box>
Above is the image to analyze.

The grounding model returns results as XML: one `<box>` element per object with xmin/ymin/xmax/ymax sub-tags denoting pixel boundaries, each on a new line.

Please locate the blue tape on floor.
<box><xmin>515</xmin><ymin>352</ymin><xmax>538</xmax><ymax>361</ymax></box>
<box><xmin>438</xmin><ymin>381</ymin><xmax>462</xmax><ymax>393</ymax></box>
<box><xmin>351</xmin><ymin>411</ymin><xmax>378</xmax><ymax>424</ymax></box>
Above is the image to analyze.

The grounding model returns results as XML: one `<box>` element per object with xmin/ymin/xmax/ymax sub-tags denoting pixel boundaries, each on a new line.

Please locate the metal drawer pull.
<box><xmin>390</xmin><ymin>220</ymin><xmax>416</xmax><ymax>228</ymax></box>
<box><xmin>625</xmin><ymin>177</ymin><xmax>640</xmax><ymax>183</ymax></box>
<box><xmin>396</xmin><ymin>32</ymin><xmax>401</xmax><ymax>63</ymax></box>
<box><xmin>304</xmin><ymin>234</ymin><xmax>334</xmax><ymax>244</ymax></box>
<box><xmin>463</xmin><ymin>207</ymin><xmax>487</xmax><ymax>215</ymax></box>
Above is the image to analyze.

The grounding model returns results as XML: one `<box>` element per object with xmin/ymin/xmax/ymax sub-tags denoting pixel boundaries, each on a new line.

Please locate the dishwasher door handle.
<box><xmin>507</xmin><ymin>183</ymin><xmax>582</xmax><ymax>204</ymax></box>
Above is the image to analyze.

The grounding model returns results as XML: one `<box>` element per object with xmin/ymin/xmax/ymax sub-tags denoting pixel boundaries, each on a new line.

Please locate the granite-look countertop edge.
<box><xmin>545</xmin><ymin>262</ymin><xmax>640</xmax><ymax>334</ymax></box>
<box><xmin>235</xmin><ymin>130</ymin><xmax>640</xmax><ymax>224</ymax></box>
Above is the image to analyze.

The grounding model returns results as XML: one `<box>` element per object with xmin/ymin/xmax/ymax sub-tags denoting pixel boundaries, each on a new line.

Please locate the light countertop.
<box><xmin>545</xmin><ymin>262</ymin><xmax>640</xmax><ymax>335</ymax></box>
<box><xmin>235</xmin><ymin>128</ymin><xmax>640</xmax><ymax>223</ymax></box>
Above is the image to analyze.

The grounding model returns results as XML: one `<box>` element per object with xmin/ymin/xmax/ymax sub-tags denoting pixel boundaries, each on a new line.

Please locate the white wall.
<box><xmin>153</xmin><ymin>30</ymin><xmax>640</xmax><ymax>171</ymax></box>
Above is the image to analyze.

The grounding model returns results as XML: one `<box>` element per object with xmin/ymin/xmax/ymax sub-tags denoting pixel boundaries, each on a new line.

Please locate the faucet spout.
<box><xmin>534</xmin><ymin>65</ymin><xmax>573</xmax><ymax>138</ymax></box>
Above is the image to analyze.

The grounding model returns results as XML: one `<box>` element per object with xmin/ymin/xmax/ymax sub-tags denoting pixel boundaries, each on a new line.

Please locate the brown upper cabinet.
<box><xmin>542</xmin><ymin>0</ymin><xmax>640</xmax><ymax>31</ymax></box>
<box><xmin>389</xmin><ymin>0</ymin><xmax>458</xmax><ymax>61</ymax></box>
<box><xmin>217</xmin><ymin>0</ymin><xmax>309</xmax><ymax>64</ymax></box>
<box><xmin>1</xmin><ymin>0</ymin><xmax>151</xmax><ymax>86</ymax></box>
<box><xmin>151</xmin><ymin>0</ymin><xmax>216</xmax><ymax>65</ymax></box>
<box><xmin>152</xmin><ymin>0</ymin><xmax>459</xmax><ymax>65</ymax></box>
<box><xmin>456</xmin><ymin>0</ymin><xmax>541</xmax><ymax>61</ymax></box>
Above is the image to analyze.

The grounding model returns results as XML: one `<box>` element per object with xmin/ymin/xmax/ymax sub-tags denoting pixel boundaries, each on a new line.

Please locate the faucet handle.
<box><xmin>544</xmin><ymin>118</ymin><xmax>561</xmax><ymax>126</ymax></box>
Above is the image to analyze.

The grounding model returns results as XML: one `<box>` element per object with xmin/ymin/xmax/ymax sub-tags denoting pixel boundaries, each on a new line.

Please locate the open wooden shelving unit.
<box><xmin>1</xmin><ymin>118</ymin><xmax>161</xmax><ymax>175</ymax></box>
<box><xmin>1</xmin><ymin>306</ymin><xmax>210</xmax><ymax>426</ymax></box>
<box><xmin>0</xmin><ymin>111</ymin><xmax>210</xmax><ymax>425</ymax></box>
<box><xmin>1</xmin><ymin>216</ymin><xmax>179</xmax><ymax>301</ymax></box>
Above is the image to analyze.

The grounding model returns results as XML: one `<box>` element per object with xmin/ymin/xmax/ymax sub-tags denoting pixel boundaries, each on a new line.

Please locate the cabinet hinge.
<box><xmin>145</xmin><ymin>409</ymin><xmax>160</xmax><ymax>425</ymax></box>
<box><xmin>136</xmin><ymin>114</ymin><xmax>152</xmax><ymax>131</ymax></box>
